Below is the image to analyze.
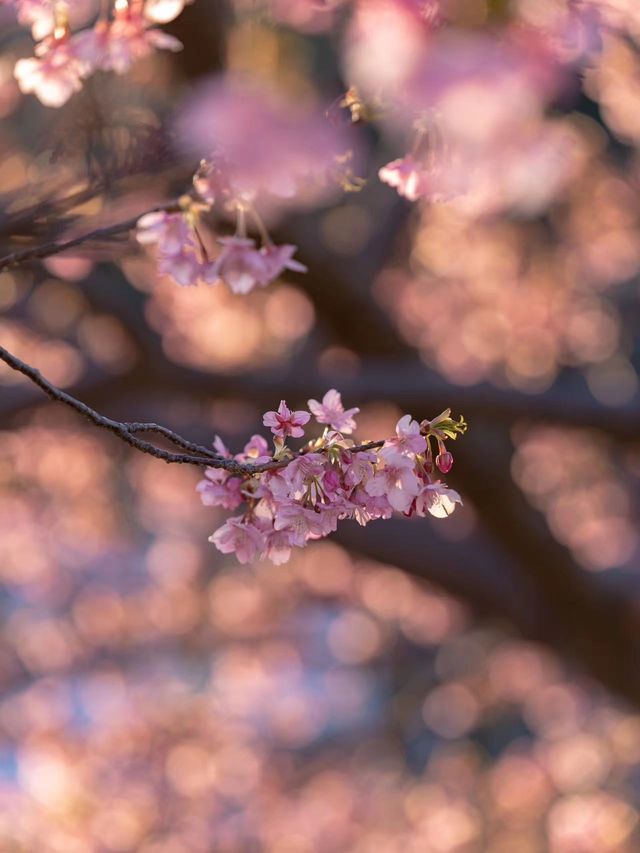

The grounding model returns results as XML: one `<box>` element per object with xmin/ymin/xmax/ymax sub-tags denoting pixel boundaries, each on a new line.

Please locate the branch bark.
<box><xmin>0</xmin><ymin>343</ymin><xmax>384</xmax><ymax>475</ymax></box>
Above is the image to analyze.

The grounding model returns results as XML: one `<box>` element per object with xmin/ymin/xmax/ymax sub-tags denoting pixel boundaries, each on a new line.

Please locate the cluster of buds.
<box><xmin>198</xmin><ymin>390</ymin><xmax>467</xmax><ymax>564</ymax></box>
<box><xmin>12</xmin><ymin>0</ymin><xmax>186</xmax><ymax>107</ymax></box>
<box><xmin>136</xmin><ymin>161</ymin><xmax>307</xmax><ymax>293</ymax></box>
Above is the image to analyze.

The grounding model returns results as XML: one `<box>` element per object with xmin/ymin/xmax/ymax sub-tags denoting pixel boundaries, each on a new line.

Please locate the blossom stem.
<box><xmin>248</xmin><ymin>204</ymin><xmax>273</xmax><ymax>247</ymax></box>
<box><xmin>0</xmin><ymin>201</ymin><xmax>181</xmax><ymax>274</ymax></box>
<box><xmin>235</xmin><ymin>204</ymin><xmax>248</xmax><ymax>238</ymax></box>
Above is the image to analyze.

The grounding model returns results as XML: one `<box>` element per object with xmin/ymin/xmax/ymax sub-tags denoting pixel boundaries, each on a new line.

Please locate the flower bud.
<box><xmin>323</xmin><ymin>469</ymin><xmax>341</xmax><ymax>495</ymax></box>
<box><xmin>436</xmin><ymin>451</ymin><xmax>453</xmax><ymax>474</ymax></box>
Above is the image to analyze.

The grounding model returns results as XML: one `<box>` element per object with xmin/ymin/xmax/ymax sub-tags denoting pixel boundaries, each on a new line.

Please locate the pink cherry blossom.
<box><xmin>262</xmin><ymin>401</ymin><xmax>311</xmax><ymax>439</ymax></box>
<box><xmin>196</xmin><ymin>469</ymin><xmax>243</xmax><ymax>511</ymax></box>
<box><xmin>237</xmin><ymin>435</ymin><xmax>271</xmax><ymax>464</ymax></box>
<box><xmin>273</xmin><ymin>503</ymin><xmax>325</xmax><ymax>547</ymax></box>
<box><xmin>322</xmin><ymin>468</ymin><xmax>342</xmax><ymax>496</ymax></box>
<box><xmin>144</xmin><ymin>0</ymin><xmax>191</xmax><ymax>25</ymax></box>
<box><xmin>364</xmin><ymin>451</ymin><xmax>422</xmax><ymax>512</ymax></box>
<box><xmin>261</xmin><ymin>469</ymin><xmax>291</xmax><ymax>502</ymax></box>
<box><xmin>13</xmin><ymin>0</ymin><xmax>186</xmax><ymax>107</ymax></box>
<box><xmin>10</xmin><ymin>0</ymin><xmax>96</xmax><ymax>40</ymax></box>
<box><xmin>382</xmin><ymin>415</ymin><xmax>427</xmax><ymax>457</ymax></box>
<box><xmin>204</xmin><ymin>237</ymin><xmax>306</xmax><ymax>294</ymax></box>
<box><xmin>259</xmin><ymin>244</ymin><xmax>308</xmax><ymax>280</ymax></box>
<box><xmin>12</xmin><ymin>0</ymin><xmax>55</xmax><ymax>40</ymax></box>
<box><xmin>204</xmin><ymin>237</ymin><xmax>264</xmax><ymax>294</ymax></box>
<box><xmin>94</xmin><ymin>9</ymin><xmax>182</xmax><ymax>76</ymax></box>
<box><xmin>262</xmin><ymin>528</ymin><xmax>293</xmax><ymax>565</ymax></box>
<box><xmin>14</xmin><ymin>37</ymin><xmax>83</xmax><ymax>107</ymax></box>
<box><xmin>137</xmin><ymin>210</ymin><xmax>204</xmax><ymax>287</ymax></box>
<box><xmin>202</xmin><ymin>395</ymin><xmax>465</xmax><ymax>564</ymax></box>
<box><xmin>157</xmin><ymin>251</ymin><xmax>204</xmax><ymax>287</ymax></box>
<box><xmin>414</xmin><ymin>483</ymin><xmax>462</xmax><ymax>518</ymax></box>
<box><xmin>308</xmin><ymin>389</ymin><xmax>359</xmax><ymax>433</ymax></box>
<box><xmin>340</xmin><ymin>448</ymin><xmax>376</xmax><ymax>488</ymax></box>
<box><xmin>379</xmin><ymin>156</ymin><xmax>445</xmax><ymax>203</ymax></box>
<box><xmin>282</xmin><ymin>453</ymin><xmax>326</xmax><ymax>494</ymax></box>
<box><xmin>210</xmin><ymin>517</ymin><xmax>266</xmax><ymax>564</ymax></box>
<box><xmin>136</xmin><ymin>211</ymin><xmax>191</xmax><ymax>254</ymax></box>
<box><xmin>351</xmin><ymin>488</ymin><xmax>394</xmax><ymax>525</ymax></box>
<box><xmin>176</xmin><ymin>76</ymin><xmax>355</xmax><ymax>210</ymax></box>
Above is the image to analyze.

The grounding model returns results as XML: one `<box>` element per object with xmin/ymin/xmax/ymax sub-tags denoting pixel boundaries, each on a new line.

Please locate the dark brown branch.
<box><xmin>124</xmin><ymin>422</ymin><xmax>222</xmax><ymax>460</ymax></box>
<box><xmin>0</xmin><ymin>344</ymin><xmax>384</xmax><ymax>475</ymax></box>
<box><xmin>0</xmin><ymin>201</ymin><xmax>180</xmax><ymax>273</ymax></box>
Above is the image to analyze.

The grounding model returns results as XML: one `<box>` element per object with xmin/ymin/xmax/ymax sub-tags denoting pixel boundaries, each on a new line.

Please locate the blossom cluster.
<box><xmin>12</xmin><ymin>0</ymin><xmax>186</xmax><ymax>107</ymax></box>
<box><xmin>198</xmin><ymin>390</ymin><xmax>466</xmax><ymax>564</ymax></box>
<box><xmin>343</xmin><ymin>2</ymin><xmax>588</xmax><ymax>213</ymax></box>
<box><xmin>136</xmin><ymin>164</ymin><xmax>307</xmax><ymax>292</ymax></box>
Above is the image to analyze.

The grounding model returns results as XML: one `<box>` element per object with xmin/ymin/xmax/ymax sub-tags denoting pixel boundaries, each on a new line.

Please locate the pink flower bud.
<box><xmin>436</xmin><ymin>451</ymin><xmax>453</xmax><ymax>474</ymax></box>
<box><xmin>323</xmin><ymin>469</ymin><xmax>341</xmax><ymax>495</ymax></box>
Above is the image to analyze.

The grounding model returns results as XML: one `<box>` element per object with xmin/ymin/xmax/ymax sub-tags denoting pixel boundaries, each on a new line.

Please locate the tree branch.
<box><xmin>0</xmin><ymin>201</ymin><xmax>180</xmax><ymax>273</ymax></box>
<box><xmin>0</xmin><ymin>344</ymin><xmax>384</xmax><ymax>475</ymax></box>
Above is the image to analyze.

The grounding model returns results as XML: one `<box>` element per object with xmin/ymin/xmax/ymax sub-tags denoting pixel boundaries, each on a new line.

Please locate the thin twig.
<box><xmin>0</xmin><ymin>201</ymin><xmax>180</xmax><ymax>273</ymax></box>
<box><xmin>124</xmin><ymin>422</ymin><xmax>222</xmax><ymax>460</ymax></box>
<box><xmin>0</xmin><ymin>344</ymin><xmax>385</xmax><ymax>475</ymax></box>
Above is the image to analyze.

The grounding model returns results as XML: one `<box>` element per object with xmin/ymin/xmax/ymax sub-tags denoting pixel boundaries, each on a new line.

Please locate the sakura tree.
<box><xmin>1</xmin><ymin>0</ymin><xmax>640</xmax><ymax>849</ymax></box>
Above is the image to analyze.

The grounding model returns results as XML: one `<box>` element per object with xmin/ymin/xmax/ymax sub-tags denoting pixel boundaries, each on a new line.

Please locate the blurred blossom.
<box><xmin>344</xmin><ymin>0</ymin><xmax>433</xmax><ymax>103</ymax></box>
<box><xmin>512</xmin><ymin>425</ymin><xmax>639</xmax><ymax>571</ymax></box>
<box><xmin>373</xmin><ymin>155</ymin><xmax>639</xmax><ymax>387</ymax></box>
<box><xmin>585</xmin><ymin>34</ymin><xmax>640</xmax><ymax>146</ymax></box>
<box><xmin>176</xmin><ymin>75</ymin><xmax>358</xmax><ymax>213</ymax></box>
<box><xmin>124</xmin><ymin>254</ymin><xmax>315</xmax><ymax>372</ymax></box>
<box><xmin>0</xmin><ymin>419</ymin><xmax>639</xmax><ymax>850</ymax></box>
<box><xmin>547</xmin><ymin>792</ymin><xmax>638</xmax><ymax>851</ymax></box>
<box><xmin>234</xmin><ymin>0</ymin><xmax>347</xmax><ymax>32</ymax></box>
<box><xmin>582</xmin><ymin>0</ymin><xmax>640</xmax><ymax>44</ymax></box>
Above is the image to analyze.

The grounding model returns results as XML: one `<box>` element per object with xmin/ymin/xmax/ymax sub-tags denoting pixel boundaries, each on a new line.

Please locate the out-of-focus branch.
<box><xmin>0</xmin><ymin>201</ymin><xmax>180</xmax><ymax>273</ymax></box>
<box><xmin>0</xmin><ymin>344</ymin><xmax>384</xmax><ymax>474</ymax></box>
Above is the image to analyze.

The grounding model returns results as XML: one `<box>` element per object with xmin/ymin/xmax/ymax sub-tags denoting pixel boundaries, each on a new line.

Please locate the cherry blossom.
<box><xmin>72</xmin><ymin>16</ymin><xmax>182</xmax><ymax>79</ymax></box>
<box><xmin>308</xmin><ymin>389</ymin><xmax>359</xmax><ymax>433</ymax></box>
<box><xmin>176</xmin><ymin>76</ymin><xmax>356</xmax><ymax>210</ymax></box>
<box><xmin>196</xmin><ymin>468</ymin><xmax>244</xmax><ymax>510</ymax></box>
<box><xmin>379</xmin><ymin>155</ymin><xmax>444</xmax><ymax>203</ymax></box>
<box><xmin>259</xmin><ymin>244</ymin><xmax>308</xmax><ymax>281</ymax></box>
<box><xmin>14</xmin><ymin>36</ymin><xmax>83</xmax><ymax>107</ymax></box>
<box><xmin>414</xmin><ymin>482</ymin><xmax>462</xmax><ymax>518</ymax></box>
<box><xmin>12</xmin><ymin>0</ymin><xmax>56</xmax><ymax>40</ymax></box>
<box><xmin>203</xmin><ymin>237</ymin><xmax>267</xmax><ymax>294</ymax></box>
<box><xmin>94</xmin><ymin>7</ymin><xmax>183</xmax><ymax>75</ymax></box>
<box><xmin>204</xmin><ymin>237</ymin><xmax>306</xmax><ymax>294</ymax></box>
<box><xmin>199</xmin><ymin>398</ymin><xmax>466</xmax><ymax>564</ymax></box>
<box><xmin>11</xmin><ymin>0</ymin><xmax>186</xmax><ymax>107</ymax></box>
<box><xmin>281</xmin><ymin>453</ymin><xmax>327</xmax><ymax>495</ymax></box>
<box><xmin>136</xmin><ymin>210</ymin><xmax>205</xmax><ymax>287</ymax></box>
<box><xmin>381</xmin><ymin>414</ymin><xmax>427</xmax><ymax>457</ymax></box>
<box><xmin>262</xmin><ymin>401</ymin><xmax>311</xmax><ymax>439</ymax></box>
<box><xmin>145</xmin><ymin>0</ymin><xmax>191</xmax><ymax>25</ymax></box>
<box><xmin>210</xmin><ymin>517</ymin><xmax>266</xmax><ymax>564</ymax></box>
<box><xmin>273</xmin><ymin>503</ymin><xmax>326</xmax><ymax>547</ymax></box>
<box><xmin>364</xmin><ymin>450</ymin><xmax>421</xmax><ymax>512</ymax></box>
<box><xmin>137</xmin><ymin>169</ymin><xmax>307</xmax><ymax>293</ymax></box>
<box><xmin>237</xmin><ymin>435</ymin><xmax>271</xmax><ymax>464</ymax></box>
